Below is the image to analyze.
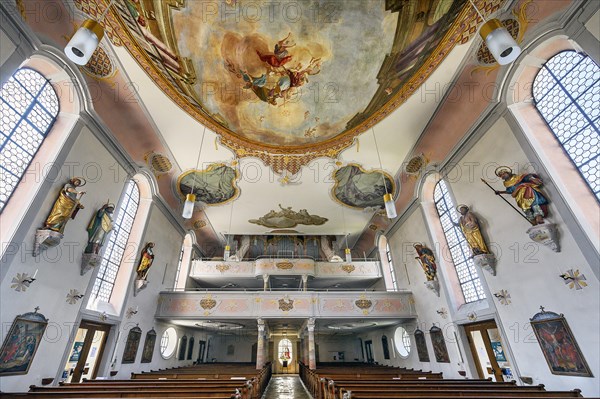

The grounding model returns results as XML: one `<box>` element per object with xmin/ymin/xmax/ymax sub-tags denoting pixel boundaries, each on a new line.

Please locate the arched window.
<box><xmin>173</xmin><ymin>243</ymin><xmax>185</xmax><ymax>289</ymax></box>
<box><xmin>434</xmin><ymin>180</ymin><xmax>486</xmax><ymax>303</ymax></box>
<box><xmin>378</xmin><ymin>235</ymin><xmax>398</xmax><ymax>291</ymax></box>
<box><xmin>533</xmin><ymin>51</ymin><xmax>599</xmax><ymax>200</ymax></box>
<box><xmin>90</xmin><ymin>180</ymin><xmax>140</xmax><ymax>302</ymax></box>
<box><xmin>0</xmin><ymin>68</ymin><xmax>59</xmax><ymax>212</ymax></box>
<box><xmin>385</xmin><ymin>242</ymin><xmax>398</xmax><ymax>291</ymax></box>
<box><xmin>278</xmin><ymin>338</ymin><xmax>292</xmax><ymax>365</ymax></box>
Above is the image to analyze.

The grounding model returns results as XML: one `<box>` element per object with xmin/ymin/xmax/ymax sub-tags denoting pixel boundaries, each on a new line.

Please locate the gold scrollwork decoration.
<box><xmin>200</xmin><ymin>296</ymin><xmax>217</xmax><ymax>310</ymax></box>
<box><xmin>355</xmin><ymin>299</ymin><xmax>373</xmax><ymax>310</ymax></box>
<box><xmin>276</xmin><ymin>261</ymin><xmax>294</xmax><ymax>270</ymax></box>
<box><xmin>215</xmin><ymin>264</ymin><xmax>230</xmax><ymax>273</ymax></box>
<box><xmin>341</xmin><ymin>264</ymin><xmax>355</xmax><ymax>274</ymax></box>
<box><xmin>278</xmin><ymin>297</ymin><xmax>294</xmax><ymax>312</ymax></box>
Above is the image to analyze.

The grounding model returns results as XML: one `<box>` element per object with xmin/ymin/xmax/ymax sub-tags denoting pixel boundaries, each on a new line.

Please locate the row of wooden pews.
<box><xmin>299</xmin><ymin>362</ymin><xmax>583</xmax><ymax>399</ymax></box>
<box><xmin>1</xmin><ymin>362</ymin><xmax>271</xmax><ymax>399</ymax></box>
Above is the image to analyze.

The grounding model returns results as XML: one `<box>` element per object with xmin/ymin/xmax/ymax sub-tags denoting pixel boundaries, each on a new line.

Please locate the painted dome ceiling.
<box><xmin>110</xmin><ymin>0</ymin><xmax>469</xmax><ymax>154</ymax></box>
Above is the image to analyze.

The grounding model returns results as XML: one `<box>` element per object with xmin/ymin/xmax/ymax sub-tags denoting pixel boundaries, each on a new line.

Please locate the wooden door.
<box><xmin>64</xmin><ymin>321</ymin><xmax>111</xmax><ymax>383</ymax></box>
<box><xmin>464</xmin><ymin>321</ymin><xmax>507</xmax><ymax>382</ymax></box>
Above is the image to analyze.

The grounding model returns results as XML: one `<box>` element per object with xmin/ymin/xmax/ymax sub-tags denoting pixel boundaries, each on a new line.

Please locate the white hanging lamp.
<box><xmin>372</xmin><ymin>128</ymin><xmax>397</xmax><ymax>219</ymax></box>
<box><xmin>64</xmin><ymin>0</ymin><xmax>116</xmax><ymax>65</ymax></box>
<box><xmin>182</xmin><ymin>126</ymin><xmax>207</xmax><ymax>219</ymax></box>
<box><xmin>224</xmin><ymin>188</ymin><xmax>235</xmax><ymax>259</ymax></box>
<box><xmin>341</xmin><ymin>204</ymin><xmax>352</xmax><ymax>263</ymax></box>
<box><xmin>469</xmin><ymin>0</ymin><xmax>521</xmax><ymax>65</ymax></box>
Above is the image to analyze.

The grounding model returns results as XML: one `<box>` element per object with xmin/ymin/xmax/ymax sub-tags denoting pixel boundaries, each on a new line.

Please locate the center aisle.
<box><xmin>262</xmin><ymin>375</ymin><xmax>313</xmax><ymax>399</ymax></box>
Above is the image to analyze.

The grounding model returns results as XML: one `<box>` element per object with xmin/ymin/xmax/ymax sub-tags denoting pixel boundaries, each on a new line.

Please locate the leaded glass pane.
<box><xmin>90</xmin><ymin>180</ymin><xmax>140</xmax><ymax>302</ymax></box>
<box><xmin>533</xmin><ymin>51</ymin><xmax>600</xmax><ymax>199</ymax></box>
<box><xmin>0</xmin><ymin>68</ymin><xmax>59</xmax><ymax>213</ymax></box>
<box><xmin>434</xmin><ymin>180</ymin><xmax>486</xmax><ymax>303</ymax></box>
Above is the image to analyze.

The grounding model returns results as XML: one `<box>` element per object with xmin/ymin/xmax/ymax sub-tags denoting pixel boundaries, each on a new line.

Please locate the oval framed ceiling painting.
<box><xmin>110</xmin><ymin>0</ymin><xmax>470</xmax><ymax>153</ymax></box>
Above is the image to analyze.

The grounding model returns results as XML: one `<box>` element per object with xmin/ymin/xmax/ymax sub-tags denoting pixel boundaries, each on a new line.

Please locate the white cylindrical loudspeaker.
<box><xmin>480</xmin><ymin>19</ymin><xmax>521</xmax><ymax>65</ymax></box>
<box><xmin>65</xmin><ymin>19</ymin><xmax>104</xmax><ymax>65</ymax></box>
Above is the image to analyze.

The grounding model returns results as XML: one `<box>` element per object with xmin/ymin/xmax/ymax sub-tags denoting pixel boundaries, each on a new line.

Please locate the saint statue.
<box><xmin>494</xmin><ymin>166</ymin><xmax>549</xmax><ymax>225</ymax></box>
<box><xmin>414</xmin><ymin>244</ymin><xmax>437</xmax><ymax>281</ymax></box>
<box><xmin>85</xmin><ymin>202</ymin><xmax>115</xmax><ymax>255</ymax></box>
<box><xmin>136</xmin><ymin>242</ymin><xmax>155</xmax><ymax>280</ymax></box>
<box><xmin>44</xmin><ymin>178</ymin><xmax>86</xmax><ymax>234</ymax></box>
<box><xmin>455</xmin><ymin>205</ymin><xmax>489</xmax><ymax>256</ymax></box>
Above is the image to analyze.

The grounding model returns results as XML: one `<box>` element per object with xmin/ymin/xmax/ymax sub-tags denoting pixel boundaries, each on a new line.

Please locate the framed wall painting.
<box><xmin>0</xmin><ymin>310</ymin><xmax>48</xmax><ymax>376</ymax></box>
<box><xmin>530</xmin><ymin>308</ymin><xmax>593</xmax><ymax>377</ymax></box>
<box><xmin>429</xmin><ymin>326</ymin><xmax>450</xmax><ymax>363</ymax></box>
<box><xmin>178</xmin><ymin>335</ymin><xmax>188</xmax><ymax>360</ymax></box>
<box><xmin>122</xmin><ymin>326</ymin><xmax>142</xmax><ymax>364</ymax></box>
<box><xmin>187</xmin><ymin>337</ymin><xmax>195</xmax><ymax>360</ymax></box>
<box><xmin>414</xmin><ymin>329</ymin><xmax>430</xmax><ymax>362</ymax></box>
<box><xmin>141</xmin><ymin>328</ymin><xmax>156</xmax><ymax>363</ymax></box>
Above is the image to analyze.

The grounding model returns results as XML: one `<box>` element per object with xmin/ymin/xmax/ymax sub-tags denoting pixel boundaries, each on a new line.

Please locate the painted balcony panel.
<box><xmin>155</xmin><ymin>291</ymin><xmax>416</xmax><ymax>320</ymax></box>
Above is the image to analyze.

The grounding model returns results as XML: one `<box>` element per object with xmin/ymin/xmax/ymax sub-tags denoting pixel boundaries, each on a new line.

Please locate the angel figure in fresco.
<box><xmin>256</xmin><ymin>32</ymin><xmax>296</xmax><ymax>69</ymax></box>
<box><xmin>494</xmin><ymin>166</ymin><xmax>549</xmax><ymax>225</ymax></box>
<box><xmin>414</xmin><ymin>243</ymin><xmax>437</xmax><ymax>281</ymax></box>
<box><xmin>136</xmin><ymin>242</ymin><xmax>155</xmax><ymax>280</ymax></box>
<box><xmin>44</xmin><ymin>177</ymin><xmax>86</xmax><ymax>234</ymax></box>
<box><xmin>454</xmin><ymin>205</ymin><xmax>489</xmax><ymax>257</ymax></box>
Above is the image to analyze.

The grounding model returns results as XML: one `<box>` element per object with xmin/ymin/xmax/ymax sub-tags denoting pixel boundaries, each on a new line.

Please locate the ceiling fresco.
<box><xmin>110</xmin><ymin>0</ymin><xmax>469</xmax><ymax>155</ymax></box>
<box><xmin>333</xmin><ymin>165</ymin><xmax>396</xmax><ymax>210</ymax></box>
<box><xmin>176</xmin><ymin>164</ymin><xmax>239</xmax><ymax>205</ymax></box>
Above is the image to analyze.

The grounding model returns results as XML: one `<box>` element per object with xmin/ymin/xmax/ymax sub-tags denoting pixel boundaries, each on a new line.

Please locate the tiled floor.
<box><xmin>262</xmin><ymin>375</ymin><xmax>313</xmax><ymax>399</ymax></box>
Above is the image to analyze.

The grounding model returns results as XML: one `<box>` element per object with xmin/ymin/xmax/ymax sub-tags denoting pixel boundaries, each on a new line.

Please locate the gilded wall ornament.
<box><xmin>276</xmin><ymin>261</ymin><xmax>294</xmax><ymax>270</ymax></box>
<box><xmin>278</xmin><ymin>297</ymin><xmax>294</xmax><ymax>312</ymax></box>
<box><xmin>341</xmin><ymin>264</ymin><xmax>355</xmax><ymax>274</ymax></box>
<box><xmin>215</xmin><ymin>264</ymin><xmax>230</xmax><ymax>273</ymax></box>
<box><xmin>200</xmin><ymin>296</ymin><xmax>217</xmax><ymax>310</ymax></box>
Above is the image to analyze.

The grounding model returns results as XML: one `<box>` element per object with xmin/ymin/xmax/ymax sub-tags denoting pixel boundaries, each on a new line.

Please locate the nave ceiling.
<box><xmin>13</xmin><ymin>0</ymin><xmax>564</xmax><ymax>255</ymax></box>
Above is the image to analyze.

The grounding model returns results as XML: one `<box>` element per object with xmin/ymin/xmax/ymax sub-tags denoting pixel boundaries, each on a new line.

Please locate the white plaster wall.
<box><xmin>446</xmin><ymin>117</ymin><xmax>599</xmax><ymax>396</ymax></box>
<box><xmin>208</xmin><ymin>335</ymin><xmax>255</xmax><ymax>363</ymax></box>
<box><xmin>0</xmin><ymin>27</ymin><xmax>16</xmax><ymax>66</ymax></box>
<box><xmin>109</xmin><ymin>208</ymin><xmax>200</xmax><ymax>376</ymax></box>
<box><xmin>362</xmin><ymin>208</ymin><xmax>468</xmax><ymax>378</ymax></box>
<box><xmin>315</xmin><ymin>336</ymin><xmax>363</xmax><ymax>363</ymax></box>
<box><xmin>373</xmin><ymin>118</ymin><xmax>599</xmax><ymax>397</ymax></box>
<box><xmin>0</xmin><ymin>129</ymin><xmax>198</xmax><ymax>391</ymax></box>
<box><xmin>0</xmin><ymin>130</ymin><xmax>125</xmax><ymax>391</ymax></box>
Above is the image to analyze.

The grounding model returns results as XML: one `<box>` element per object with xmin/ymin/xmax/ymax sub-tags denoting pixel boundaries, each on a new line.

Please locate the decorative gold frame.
<box><xmin>330</xmin><ymin>163</ymin><xmax>398</xmax><ymax>210</ymax></box>
<box><xmin>175</xmin><ymin>163</ymin><xmax>240</xmax><ymax>205</ymax></box>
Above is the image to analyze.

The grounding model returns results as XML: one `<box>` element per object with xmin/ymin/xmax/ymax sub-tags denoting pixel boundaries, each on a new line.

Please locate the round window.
<box><xmin>160</xmin><ymin>327</ymin><xmax>177</xmax><ymax>359</ymax></box>
<box><xmin>394</xmin><ymin>326</ymin><xmax>411</xmax><ymax>358</ymax></box>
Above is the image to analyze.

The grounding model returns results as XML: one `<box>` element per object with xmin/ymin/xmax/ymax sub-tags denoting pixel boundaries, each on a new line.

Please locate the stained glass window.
<box><xmin>90</xmin><ymin>180</ymin><xmax>140</xmax><ymax>302</ymax></box>
<box><xmin>434</xmin><ymin>180</ymin><xmax>486</xmax><ymax>303</ymax></box>
<box><xmin>278</xmin><ymin>338</ymin><xmax>292</xmax><ymax>365</ymax></box>
<box><xmin>533</xmin><ymin>51</ymin><xmax>600</xmax><ymax>200</ymax></box>
<box><xmin>0</xmin><ymin>68</ymin><xmax>59</xmax><ymax>212</ymax></box>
